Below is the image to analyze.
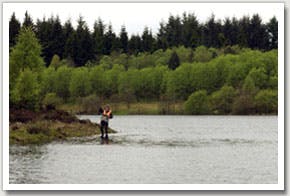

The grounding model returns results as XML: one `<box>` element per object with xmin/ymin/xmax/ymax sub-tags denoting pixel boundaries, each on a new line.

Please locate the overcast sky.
<box><xmin>5</xmin><ymin>2</ymin><xmax>281</xmax><ymax>36</ymax></box>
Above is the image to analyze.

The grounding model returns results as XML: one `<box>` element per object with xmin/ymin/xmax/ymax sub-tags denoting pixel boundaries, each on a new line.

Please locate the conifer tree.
<box><xmin>93</xmin><ymin>18</ymin><xmax>105</xmax><ymax>55</ymax></box>
<box><xmin>120</xmin><ymin>25</ymin><xmax>128</xmax><ymax>53</ymax></box>
<box><xmin>9</xmin><ymin>12</ymin><xmax>21</xmax><ymax>48</ymax></box>
<box><xmin>23</xmin><ymin>11</ymin><xmax>34</xmax><ymax>29</ymax></box>
<box><xmin>168</xmin><ymin>51</ymin><xmax>180</xmax><ymax>70</ymax></box>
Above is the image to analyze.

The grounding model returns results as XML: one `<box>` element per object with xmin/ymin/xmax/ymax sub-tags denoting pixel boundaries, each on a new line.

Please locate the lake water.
<box><xmin>9</xmin><ymin>115</ymin><xmax>278</xmax><ymax>184</ymax></box>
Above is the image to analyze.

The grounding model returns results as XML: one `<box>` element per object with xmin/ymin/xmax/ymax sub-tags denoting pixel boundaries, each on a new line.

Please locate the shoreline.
<box><xmin>9</xmin><ymin>106</ymin><xmax>277</xmax><ymax>145</ymax></box>
<box><xmin>9</xmin><ymin>109</ymin><xmax>116</xmax><ymax>145</ymax></box>
<box><xmin>59</xmin><ymin>102</ymin><xmax>278</xmax><ymax>116</ymax></box>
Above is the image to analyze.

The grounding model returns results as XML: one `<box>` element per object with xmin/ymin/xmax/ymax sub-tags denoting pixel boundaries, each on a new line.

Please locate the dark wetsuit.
<box><xmin>100</xmin><ymin>110</ymin><xmax>111</xmax><ymax>138</ymax></box>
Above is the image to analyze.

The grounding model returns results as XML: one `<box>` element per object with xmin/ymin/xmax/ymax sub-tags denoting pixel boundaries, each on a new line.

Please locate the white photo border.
<box><xmin>2</xmin><ymin>2</ymin><xmax>285</xmax><ymax>190</ymax></box>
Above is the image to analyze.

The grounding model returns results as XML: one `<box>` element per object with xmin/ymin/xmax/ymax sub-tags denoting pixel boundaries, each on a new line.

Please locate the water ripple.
<box><xmin>58</xmin><ymin>135</ymin><xmax>274</xmax><ymax>148</ymax></box>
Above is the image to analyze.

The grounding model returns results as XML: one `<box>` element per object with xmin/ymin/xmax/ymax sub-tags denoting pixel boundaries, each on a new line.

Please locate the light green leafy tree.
<box><xmin>268</xmin><ymin>75</ymin><xmax>278</xmax><ymax>89</ymax></box>
<box><xmin>193</xmin><ymin>46</ymin><xmax>212</xmax><ymax>62</ymax></box>
<box><xmin>191</xmin><ymin>62</ymin><xmax>218</xmax><ymax>93</ymax></box>
<box><xmin>55</xmin><ymin>66</ymin><xmax>72</xmax><ymax>101</ymax></box>
<box><xmin>49</xmin><ymin>54</ymin><xmax>61</xmax><ymax>69</ymax></box>
<box><xmin>99</xmin><ymin>55</ymin><xmax>113</xmax><ymax>70</ymax></box>
<box><xmin>232</xmin><ymin>75</ymin><xmax>256</xmax><ymax>114</ymax></box>
<box><xmin>104</xmin><ymin>64</ymin><xmax>125</xmax><ymax>97</ymax></box>
<box><xmin>174</xmin><ymin>46</ymin><xmax>193</xmax><ymax>63</ymax></box>
<box><xmin>261</xmin><ymin>50</ymin><xmax>278</xmax><ymax>76</ymax></box>
<box><xmin>166</xmin><ymin>63</ymin><xmax>193</xmax><ymax>100</ymax></box>
<box><xmin>10</xmin><ymin>27</ymin><xmax>45</xmax><ymax>89</ymax></box>
<box><xmin>247</xmin><ymin>67</ymin><xmax>268</xmax><ymax>89</ymax></box>
<box><xmin>118</xmin><ymin>68</ymin><xmax>138</xmax><ymax>106</ymax></box>
<box><xmin>211</xmin><ymin>54</ymin><xmax>236</xmax><ymax>88</ymax></box>
<box><xmin>42</xmin><ymin>92</ymin><xmax>62</xmax><ymax>110</ymax></box>
<box><xmin>90</xmin><ymin>66</ymin><xmax>106</xmax><ymax>98</ymax></box>
<box><xmin>135</xmin><ymin>66</ymin><xmax>166</xmax><ymax>100</ymax></box>
<box><xmin>11</xmin><ymin>69</ymin><xmax>40</xmax><ymax>110</ymax></box>
<box><xmin>254</xmin><ymin>89</ymin><xmax>278</xmax><ymax>114</ymax></box>
<box><xmin>113</xmin><ymin>53</ymin><xmax>129</xmax><ymax>69</ymax></box>
<box><xmin>184</xmin><ymin>90</ymin><xmax>209</xmax><ymax>115</ymax></box>
<box><xmin>209</xmin><ymin>85</ymin><xmax>236</xmax><ymax>114</ymax></box>
<box><xmin>242</xmin><ymin>75</ymin><xmax>257</xmax><ymax>95</ymax></box>
<box><xmin>40</xmin><ymin>67</ymin><xmax>56</xmax><ymax>97</ymax></box>
<box><xmin>226</xmin><ymin>63</ymin><xmax>247</xmax><ymax>88</ymax></box>
<box><xmin>69</xmin><ymin>67</ymin><xmax>92</xmax><ymax>98</ymax></box>
<box><xmin>154</xmin><ymin>48</ymin><xmax>172</xmax><ymax>66</ymax></box>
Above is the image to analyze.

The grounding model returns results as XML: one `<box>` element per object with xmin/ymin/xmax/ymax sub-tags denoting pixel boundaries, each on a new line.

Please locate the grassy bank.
<box><xmin>9</xmin><ymin>109</ymin><xmax>116</xmax><ymax>145</ymax></box>
<box><xmin>59</xmin><ymin>100</ymin><xmax>278</xmax><ymax>116</ymax></box>
<box><xmin>59</xmin><ymin>101</ymin><xmax>185</xmax><ymax>115</ymax></box>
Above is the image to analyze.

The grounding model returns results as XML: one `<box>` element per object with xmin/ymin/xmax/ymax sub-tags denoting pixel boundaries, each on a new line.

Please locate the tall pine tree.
<box><xmin>23</xmin><ymin>11</ymin><xmax>34</xmax><ymax>29</ymax></box>
<box><xmin>120</xmin><ymin>25</ymin><xmax>128</xmax><ymax>53</ymax></box>
<box><xmin>249</xmin><ymin>14</ymin><xmax>267</xmax><ymax>50</ymax></box>
<box><xmin>168</xmin><ymin>51</ymin><xmax>180</xmax><ymax>70</ymax></box>
<box><xmin>73</xmin><ymin>16</ymin><xmax>94</xmax><ymax>66</ymax></box>
<box><xmin>9</xmin><ymin>13</ymin><xmax>21</xmax><ymax>48</ymax></box>
<box><xmin>141</xmin><ymin>27</ymin><xmax>154</xmax><ymax>52</ymax></box>
<box><xmin>165</xmin><ymin>15</ymin><xmax>182</xmax><ymax>47</ymax></box>
<box><xmin>202</xmin><ymin>14</ymin><xmax>222</xmax><ymax>48</ymax></box>
<box><xmin>157</xmin><ymin>22</ymin><xmax>168</xmax><ymax>50</ymax></box>
<box><xmin>237</xmin><ymin>16</ymin><xmax>250</xmax><ymax>48</ymax></box>
<box><xmin>92</xmin><ymin>18</ymin><xmax>105</xmax><ymax>56</ymax></box>
<box><xmin>181</xmin><ymin>12</ymin><xmax>200</xmax><ymax>48</ymax></box>
<box><xmin>63</xmin><ymin>19</ymin><xmax>75</xmax><ymax>63</ymax></box>
<box><xmin>128</xmin><ymin>34</ymin><xmax>142</xmax><ymax>55</ymax></box>
<box><xmin>104</xmin><ymin>24</ymin><xmax>117</xmax><ymax>55</ymax></box>
<box><xmin>50</xmin><ymin>16</ymin><xmax>65</xmax><ymax>59</ymax></box>
<box><xmin>266</xmin><ymin>17</ymin><xmax>278</xmax><ymax>50</ymax></box>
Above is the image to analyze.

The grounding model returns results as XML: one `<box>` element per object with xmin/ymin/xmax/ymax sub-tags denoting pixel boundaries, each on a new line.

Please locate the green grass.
<box><xmin>59</xmin><ymin>101</ymin><xmax>185</xmax><ymax>115</ymax></box>
<box><xmin>58</xmin><ymin>103</ymin><xmax>83</xmax><ymax>114</ymax></box>
<box><xmin>112</xmin><ymin>102</ymin><xmax>159</xmax><ymax>115</ymax></box>
<box><xmin>10</xmin><ymin>119</ymin><xmax>116</xmax><ymax>145</ymax></box>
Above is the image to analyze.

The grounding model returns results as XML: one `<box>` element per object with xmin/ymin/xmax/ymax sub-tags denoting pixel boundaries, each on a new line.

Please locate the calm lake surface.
<box><xmin>10</xmin><ymin>115</ymin><xmax>278</xmax><ymax>184</ymax></box>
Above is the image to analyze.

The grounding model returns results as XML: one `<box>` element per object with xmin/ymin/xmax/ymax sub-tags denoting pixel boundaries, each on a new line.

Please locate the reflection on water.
<box><xmin>10</xmin><ymin>115</ymin><xmax>278</xmax><ymax>184</ymax></box>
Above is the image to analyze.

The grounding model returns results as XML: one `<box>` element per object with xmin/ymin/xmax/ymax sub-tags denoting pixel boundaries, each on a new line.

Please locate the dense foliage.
<box><xmin>9</xmin><ymin>12</ymin><xmax>278</xmax><ymax>66</ymax></box>
<box><xmin>9</xmin><ymin>12</ymin><xmax>278</xmax><ymax>114</ymax></box>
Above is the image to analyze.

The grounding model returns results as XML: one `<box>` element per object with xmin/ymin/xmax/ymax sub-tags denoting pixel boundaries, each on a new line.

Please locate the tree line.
<box><xmin>9</xmin><ymin>11</ymin><xmax>278</xmax><ymax>67</ymax></box>
<box><xmin>10</xmin><ymin>27</ymin><xmax>278</xmax><ymax>115</ymax></box>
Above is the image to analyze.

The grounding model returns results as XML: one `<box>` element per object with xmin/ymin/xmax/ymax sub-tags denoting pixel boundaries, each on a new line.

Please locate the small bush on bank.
<box><xmin>79</xmin><ymin>94</ymin><xmax>102</xmax><ymax>114</ymax></box>
<box><xmin>42</xmin><ymin>93</ymin><xmax>62</xmax><ymax>110</ymax></box>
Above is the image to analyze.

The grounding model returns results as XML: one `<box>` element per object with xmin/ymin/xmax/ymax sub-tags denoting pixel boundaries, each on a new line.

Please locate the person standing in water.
<box><xmin>99</xmin><ymin>105</ymin><xmax>112</xmax><ymax>139</ymax></box>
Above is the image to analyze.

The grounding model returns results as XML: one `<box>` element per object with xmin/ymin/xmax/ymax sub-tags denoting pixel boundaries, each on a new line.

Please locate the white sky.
<box><xmin>6</xmin><ymin>2</ymin><xmax>281</xmax><ymax>37</ymax></box>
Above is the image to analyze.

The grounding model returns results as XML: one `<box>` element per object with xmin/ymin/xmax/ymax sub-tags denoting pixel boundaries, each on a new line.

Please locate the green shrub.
<box><xmin>80</xmin><ymin>94</ymin><xmax>101</xmax><ymax>114</ymax></box>
<box><xmin>193</xmin><ymin>46</ymin><xmax>212</xmax><ymax>62</ymax></box>
<box><xmin>247</xmin><ymin>67</ymin><xmax>268</xmax><ymax>89</ymax></box>
<box><xmin>49</xmin><ymin>54</ymin><xmax>61</xmax><ymax>69</ymax></box>
<box><xmin>254</xmin><ymin>89</ymin><xmax>278</xmax><ymax>114</ymax></box>
<box><xmin>184</xmin><ymin>90</ymin><xmax>209</xmax><ymax>114</ymax></box>
<box><xmin>69</xmin><ymin>67</ymin><xmax>92</xmax><ymax>98</ymax></box>
<box><xmin>42</xmin><ymin>93</ymin><xmax>62</xmax><ymax>110</ymax></box>
<box><xmin>10</xmin><ymin>69</ymin><xmax>40</xmax><ymax>110</ymax></box>
<box><xmin>232</xmin><ymin>94</ymin><xmax>255</xmax><ymax>114</ymax></box>
<box><xmin>209</xmin><ymin>86</ymin><xmax>236</xmax><ymax>114</ymax></box>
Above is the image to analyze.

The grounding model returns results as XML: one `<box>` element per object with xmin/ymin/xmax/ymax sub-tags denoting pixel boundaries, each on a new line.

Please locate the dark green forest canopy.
<box><xmin>9</xmin><ymin>11</ymin><xmax>278</xmax><ymax>66</ymax></box>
